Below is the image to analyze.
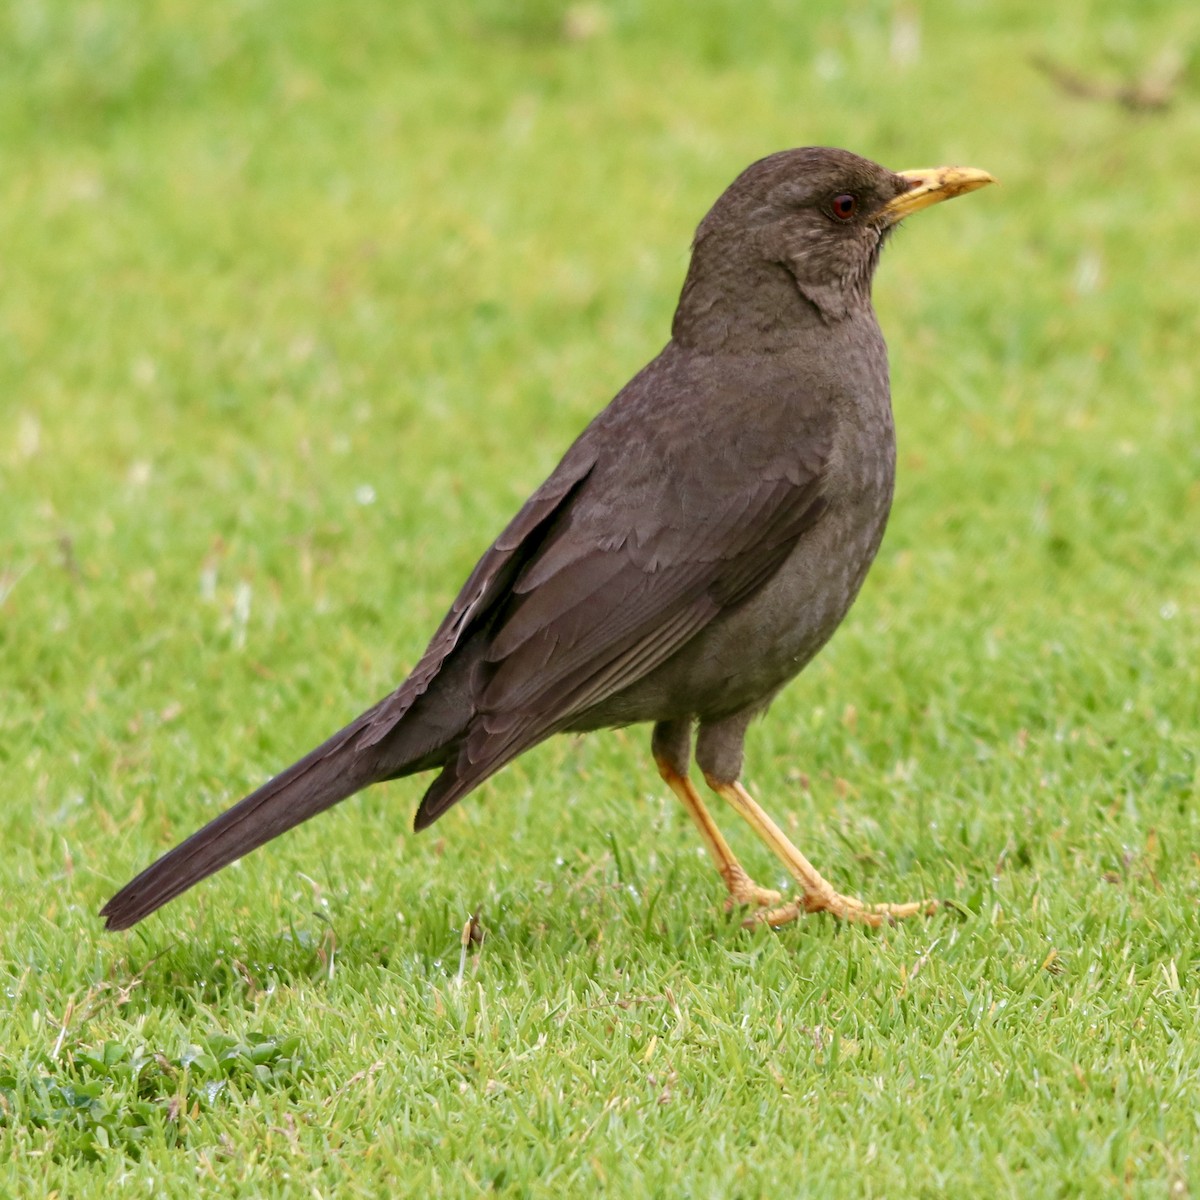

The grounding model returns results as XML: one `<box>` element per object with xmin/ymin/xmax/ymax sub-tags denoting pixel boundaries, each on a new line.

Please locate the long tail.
<box><xmin>101</xmin><ymin>712</ymin><xmax>392</xmax><ymax>930</ymax></box>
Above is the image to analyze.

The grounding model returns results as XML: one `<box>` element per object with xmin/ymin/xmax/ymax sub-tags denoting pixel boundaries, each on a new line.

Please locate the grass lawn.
<box><xmin>3</xmin><ymin>0</ymin><xmax>1200</xmax><ymax>1194</ymax></box>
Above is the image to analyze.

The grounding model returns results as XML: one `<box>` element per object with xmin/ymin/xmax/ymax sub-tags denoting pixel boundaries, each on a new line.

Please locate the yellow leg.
<box><xmin>705</xmin><ymin>777</ymin><xmax>936</xmax><ymax>928</ymax></box>
<box><xmin>655</xmin><ymin>758</ymin><xmax>781</xmax><ymax>909</ymax></box>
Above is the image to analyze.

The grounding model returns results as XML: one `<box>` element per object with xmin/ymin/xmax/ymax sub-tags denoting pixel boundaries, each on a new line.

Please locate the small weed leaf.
<box><xmin>0</xmin><ymin>1032</ymin><xmax>308</xmax><ymax>1162</ymax></box>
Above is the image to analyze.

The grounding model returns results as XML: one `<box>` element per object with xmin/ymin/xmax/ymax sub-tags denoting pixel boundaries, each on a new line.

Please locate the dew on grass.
<box><xmin>813</xmin><ymin>49</ymin><xmax>843</xmax><ymax>81</ymax></box>
<box><xmin>17</xmin><ymin>413</ymin><xmax>40</xmax><ymax>459</ymax></box>
<box><xmin>127</xmin><ymin>460</ymin><xmax>152</xmax><ymax>488</ymax></box>
<box><xmin>889</xmin><ymin>10</ymin><xmax>920</xmax><ymax>66</ymax></box>
<box><xmin>199</xmin><ymin>565</ymin><xmax>217</xmax><ymax>601</ymax></box>
<box><xmin>232</xmin><ymin>580</ymin><xmax>252</xmax><ymax>649</ymax></box>
<box><xmin>1073</xmin><ymin>249</ymin><xmax>1102</xmax><ymax>296</ymax></box>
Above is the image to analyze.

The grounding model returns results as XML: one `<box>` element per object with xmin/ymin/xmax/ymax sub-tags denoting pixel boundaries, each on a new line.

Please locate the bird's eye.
<box><xmin>829</xmin><ymin>193</ymin><xmax>858</xmax><ymax>221</ymax></box>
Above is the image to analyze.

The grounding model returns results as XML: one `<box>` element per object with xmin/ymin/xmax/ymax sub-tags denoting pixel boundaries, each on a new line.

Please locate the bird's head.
<box><xmin>673</xmin><ymin>146</ymin><xmax>994</xmax><ymax>348</ymax></box>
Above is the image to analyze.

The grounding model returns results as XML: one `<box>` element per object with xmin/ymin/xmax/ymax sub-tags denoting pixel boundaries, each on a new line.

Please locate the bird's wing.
<box><xmin>480</xmin><ymin>471</ymin><xmax>827</xmax><ymax>716</ymax></box>
<box><xmin>413</xmin><ymin>404</ymin><xmax>834</xmax><ymax>826</ymax></box>
<box><xmin>359</xmin><ymin>448</ymin><xmax>597</xmax><ymax>749</ymax></box>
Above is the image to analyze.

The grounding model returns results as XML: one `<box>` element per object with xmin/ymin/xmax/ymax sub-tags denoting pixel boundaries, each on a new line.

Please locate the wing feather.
<box><xmin>358</xmin><ymin>451</ymin><xmax>596</xmax><ymax>748</ymax></box>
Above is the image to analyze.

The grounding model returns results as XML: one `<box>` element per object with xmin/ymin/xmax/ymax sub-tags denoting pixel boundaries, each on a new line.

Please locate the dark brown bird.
<box><xmin>102</xmin><ymin>148</ymin><xmax>993</xmax><ymax>933</ymax></box>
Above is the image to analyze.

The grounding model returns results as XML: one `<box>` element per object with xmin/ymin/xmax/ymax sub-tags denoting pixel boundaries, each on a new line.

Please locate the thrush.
<box><xmin>102</xmin><ymin>147</ymin><xmax>993</xmax><ymax>933</ymax></box>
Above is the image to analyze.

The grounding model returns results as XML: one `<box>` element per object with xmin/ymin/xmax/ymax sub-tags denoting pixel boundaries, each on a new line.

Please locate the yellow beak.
<box><xmin>879</xmin><ymin>166</ymin><xmax>996</xmax><ymax>225</ymax></box>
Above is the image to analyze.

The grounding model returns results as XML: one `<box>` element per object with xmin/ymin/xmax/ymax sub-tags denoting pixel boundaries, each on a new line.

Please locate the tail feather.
<box><xmin>102</xmin><ymin>644</ymin><xmax>486</xmax><ymax>930</ymax></box>
<box><xmin>101</xmin><ymin>714</ymin><xmax>383</xmax><ymax>931</ymax></box>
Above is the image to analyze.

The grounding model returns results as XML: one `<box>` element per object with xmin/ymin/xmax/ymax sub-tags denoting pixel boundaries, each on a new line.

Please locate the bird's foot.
<box><xmin>704</xmin><ymin>778</ymin><xmax>936</xmax><ymax>930</ymax></box>
<box><xmin>654</xmin><ymin>757</ymin><xmax>783</xmax><ymax>913</ymax></box>
<box><xmin>722</xmin><ymin>865</ymin><xmax>782</xmax><ymax>911</ymax></box>
<box><xmin>746</xmin><ymin>888</ymin><xmax>937</xmax><ymax>929</ymax></box>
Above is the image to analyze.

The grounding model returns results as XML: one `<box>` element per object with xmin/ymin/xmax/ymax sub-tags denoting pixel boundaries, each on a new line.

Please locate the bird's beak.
<box><xmin>878</xmin><ymin>166</ymin><xmax>996</xmax><ymax>226</ymax></box>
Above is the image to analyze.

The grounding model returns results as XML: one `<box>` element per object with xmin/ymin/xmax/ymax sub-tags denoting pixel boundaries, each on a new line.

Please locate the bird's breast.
<box><xmin>572</xmin><ymin>382</ymin><xmax>897</xmax><ymax>730</ymax></box>
<box><xmin>688</xmin><ymin>407</ymin><xmax>896</xmax><ymax>716</ymax></box>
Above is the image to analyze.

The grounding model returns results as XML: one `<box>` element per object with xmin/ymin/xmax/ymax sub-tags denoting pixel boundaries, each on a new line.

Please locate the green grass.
<box><xmin>4</xmin><ymin>0</ymin><xmax>1200</xmax><ymax>1193</ymax></box>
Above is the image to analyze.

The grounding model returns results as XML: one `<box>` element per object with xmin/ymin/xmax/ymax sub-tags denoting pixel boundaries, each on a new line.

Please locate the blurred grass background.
<box><xmin>2</xmin><ymin>0</ymin><xmax>1199</xmax><ymax>1193</ymax></box>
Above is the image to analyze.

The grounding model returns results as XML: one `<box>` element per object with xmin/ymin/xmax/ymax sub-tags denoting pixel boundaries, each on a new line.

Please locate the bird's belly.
<box><xmin>573</xmin><ymin>489</ymin><xmax>891</xmax><ymax>730</ymax></box>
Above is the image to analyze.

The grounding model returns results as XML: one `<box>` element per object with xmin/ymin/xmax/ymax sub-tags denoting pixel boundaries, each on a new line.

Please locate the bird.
<box><xmin>101</xmin><ymin>147</ymin><xmax>994</xmax><ymax>934</ymax></box>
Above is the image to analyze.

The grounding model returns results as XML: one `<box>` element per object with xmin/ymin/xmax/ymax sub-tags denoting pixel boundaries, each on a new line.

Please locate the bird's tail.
<box><xmin>100</xmin><ymin>713</ymin><xmax>385</xmax><ymax>931</ymax></box>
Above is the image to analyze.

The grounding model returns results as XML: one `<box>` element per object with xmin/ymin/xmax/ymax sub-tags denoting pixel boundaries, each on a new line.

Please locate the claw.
<box><xmin>723</xmin><ymin>879</ymin><xmax>783</xmax><ymax>911</ymax></box>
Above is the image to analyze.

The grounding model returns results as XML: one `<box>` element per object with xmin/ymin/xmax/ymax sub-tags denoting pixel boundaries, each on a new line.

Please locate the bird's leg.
<box><xmin>694</xmin><ymin>716</ymin><xmax>934</xmax><ymax>929</ymax></box>
<box><xmin>652</xmin><ymin>721</ymin><xmax>780</xmax><ymax>909</ymax></box>
<box><xmin>657</xmin><ymin>763</ymin><xmax>784</xmax><ymax>909</ymax></box>
<box><xmin>704</xmin><ymin>777</ymin><xmax>936</xmax><ymax>928</ymax></box>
